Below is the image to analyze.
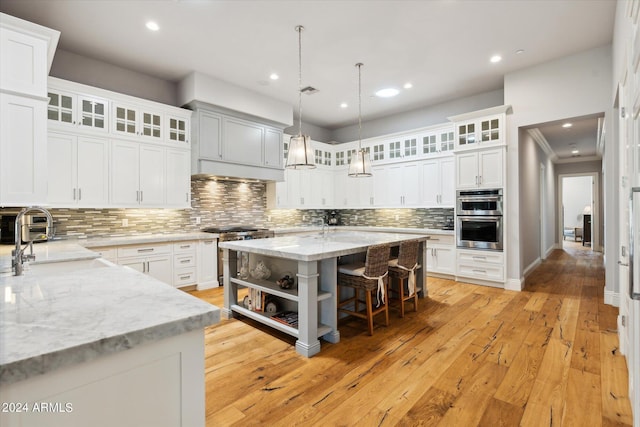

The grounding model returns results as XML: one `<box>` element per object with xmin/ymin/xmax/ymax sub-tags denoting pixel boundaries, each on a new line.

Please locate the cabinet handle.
<box><xmin>180</xmin><ymin>245</ymin><xmax>190</xmax><ymax>249</ymax></box>
<box><xmin>472</xmin><ymin>256</ymin><xmax>486</xmax><ymax>261</ymax></box>
<box><xmin>473</xmin><ymin>269</ymin><xmax>487</xmax><ymax>274</ymax></box>
<box><xmin>136</xmin><ymin>191</ymin><xmax>139</xmax><ymax>202</ymax></box>
<box><xmin>137</xmin><ymin>248</ymin><xmax>154</xmax><ymax>253</ymax></box>
<box><xmin>73</xmin><ymin>188</ymin><xmax>77</xmax><ymax>200</ymax></box>
<box><xmin>142</xmin><ymin>262</ymin><xmax>146</xmax><ymax>273</ymax></box>
<box><xmin>180</xmin><ymin>259</ymin><xmax>190</xmax><ymax>264</ymax></box>
<box><xmin>479</xmin><ymin>175</ymin><xmax>483</xmax><ymax>185</ymax></box>
<box><xmin>430</xmin><ymin>238</ymin><xmax>440</xmax><ymax>241</ymax></box>
<box><xmin>146</xmin><ymin>261</ymin><xmax>150</xmax><ymax>272</ymax></box>
<box><xmin>179</xmin><ymin>275</ymin><xmax>191</xmax><ymax>280</ymax></box>
<box><xmin>140</xmin><ymin>191</ymin><xmax>143</xmax><ymax>202</ymax></box>
<box><xmin>475</xmin><ymin>176</ymin><xmax>478</xmax><ymax>185</ymax></box>
<box><xmin>186</xmin><ymin>192</ymin><xmax>189</xmax><ymax>202</ymax></box>
<box><xmin>78</xmin><ymin>188</ymin><xmax>82</xmax><ymax>200</ymax></box>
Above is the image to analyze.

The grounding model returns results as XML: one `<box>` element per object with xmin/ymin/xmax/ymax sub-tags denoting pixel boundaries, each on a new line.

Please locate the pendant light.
<box><xmin>286</xmin><ymin>25</ymin><xmax>316</xmax><ymax>169</ymax></box>
<box><xmin>348</xmin><ymin>63</ymin><xmax>372</xmax><ymax>177</ymax></box>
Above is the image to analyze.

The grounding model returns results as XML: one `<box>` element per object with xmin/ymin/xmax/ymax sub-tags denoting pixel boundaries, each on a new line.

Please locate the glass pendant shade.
<box><xmin>286</xmin><ymin>134</ymin><xmax>315</xmax><ymax>169</ymax></box>
<box><xmin>348</xmin><ymin>149</ymin><xmax>372</xmax><ymax>177</ymax></box>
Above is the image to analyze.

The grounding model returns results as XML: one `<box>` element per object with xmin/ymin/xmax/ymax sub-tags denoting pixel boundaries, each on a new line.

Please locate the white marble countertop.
<box><xmin>219</xmin><ymin>230</ymin><xmax>429</xmax><ymax>261</ymax></box>
<box><xmin>0</xmin><ymin>241</ymin><xmax>100</xmax><ymax>274</ymax></box>
<box><xmin>0</xmin><ymin>263</ymin><xmax>219</xmax><ymax>385</ymax></box>
<box><xmin>68</xmin><ymin>232</ymin><xmax>218</xmax><ymax>248</ymax></box>
<box><xmin>272</xmin><ymin>225</ymin><xmax>454</xmax><ymax>236</ymax></box>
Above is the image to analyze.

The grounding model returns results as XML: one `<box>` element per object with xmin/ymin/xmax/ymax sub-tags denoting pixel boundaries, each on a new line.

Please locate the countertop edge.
<box><xmin>0</xmin><ymin>307</ymin><xmax>220</xmax><ymax>385</ymax></box>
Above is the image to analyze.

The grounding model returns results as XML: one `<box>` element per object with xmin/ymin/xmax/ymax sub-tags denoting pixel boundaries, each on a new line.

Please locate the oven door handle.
<box><xmin>458</xmin><ymin>196</ymin><xmax>501</xmax><ymax>202</ymax></box>
<box><xmin>458</xmin><ymin>216</ymin><xmax>502</xmax><ymax>221</ymax></box>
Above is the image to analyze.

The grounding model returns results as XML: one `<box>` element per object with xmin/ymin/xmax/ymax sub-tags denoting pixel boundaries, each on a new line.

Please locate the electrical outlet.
<box><xmin>303</xmin><ymin>215</ymin><xmax>307</xmax><ymax>221</ymax></box>
<box><xmin>122</xmin><ymin>218</ymin><xmax>128</xmax><ymax>227</ymax></box>
<box><xmin>195</xmin><ymin>217</ymin><xmax>201</xmax><ymax>225</ymax></box>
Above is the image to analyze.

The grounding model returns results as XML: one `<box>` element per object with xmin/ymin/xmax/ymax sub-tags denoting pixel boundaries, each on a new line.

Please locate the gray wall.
<box><xmin>284</xmin><ymin>120</ymin><xmax>335</xmax><ymax>143</ymax></box>
<box><xmin>504</xmin><ymin>44</ymin><xmax>613</xmax><ymax>288</ymax></box>
<box><xmin>50</xmin><ymin>49</ymin><xmax>179</xmax><ymax>106</ymax></box>
<box><xmin>330</xmin><ymin>89</ymin><xmax>504</xmax><ymax>143</ymax></box>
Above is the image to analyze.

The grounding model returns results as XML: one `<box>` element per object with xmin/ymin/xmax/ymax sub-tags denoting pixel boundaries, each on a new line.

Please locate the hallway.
<box><xmin>192</xmin><ymin>245</ymin><xmax>633</xmax><ymax>426</ymax></box>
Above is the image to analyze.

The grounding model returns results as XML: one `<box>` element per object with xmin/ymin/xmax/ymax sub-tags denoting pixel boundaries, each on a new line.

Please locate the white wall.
<box><xmin>504</xmin><ymin>45</ymin><xmax>613</xmax><ymax>289</ymax></box>
<box><xmin>562</xmin><ymin>176</ymin><xmax>592</xmax><ymax>230</ymax></box>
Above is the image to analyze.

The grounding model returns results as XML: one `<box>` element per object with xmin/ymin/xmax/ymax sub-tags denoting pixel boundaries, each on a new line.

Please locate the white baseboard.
<box><xmin>604</xmin><ymin>289</ymin><xmax>619</xmax><ymax>307</ymax></box>
<box><xmin>197</xmin><ymin>280</ymin><xmax>220</xmax><ymax>291</ymax></box>
<box><xmin>505</xmin><ymin>278</ymin><xmax>524</xmax><ymax>291</ymax></box>
<box><xmin>523</xmin><ymin>258</ymin><xmax>541</xmax><ymax>278</ymax></box>
<box><xmin>545</xmin><ymin>245</ymin><xmax>556</xmax><ymax>258</ymax></box>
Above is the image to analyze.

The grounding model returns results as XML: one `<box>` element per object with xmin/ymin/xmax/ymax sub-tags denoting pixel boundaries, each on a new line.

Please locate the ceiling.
<box><xmin>530</xmin><ymin>114</ymin><xmax>604</xmax><ymax>161</ymax></box>
<box><xmin>0</xmin><ymin>0</ymin><xmax>616</xmax><ymax>133</ymax></box>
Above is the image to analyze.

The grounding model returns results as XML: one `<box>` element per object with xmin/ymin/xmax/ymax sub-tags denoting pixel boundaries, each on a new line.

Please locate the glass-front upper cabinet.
<box><xmin>166</xmin><ymin>116</ymin><xmax>189</xmax><ymax>144</ymax></box>
<box><xmin>451</xmin><ymin>108</ymin><xmax>508</xmax><ymax>150</ymax></box>
<box><xmin>112</xmin><ymin>102</ymin><xmax>163</xmax><ymax>141</ymax></box>
<box><xmin>389</xmin><ymin>140</ymin><xmax>401</xmax><ymax>159</ymax></box>
<box><xmin>47</xmin><ymin>89</ymin><xmax>108</xmax><ymax>132</ymax></box>
<box><xmin>440</xmin><ymin>130</ymin><xmax>455</xmax><ymax>152</ymax></box>
<box><xmin>323</xmin><ymin>151</ymin><xmax>332</xmax><ymax>166</ymax></box>
<box><xmin>335</xmin><ymin>151</ymin><xmax>345</xmax><ymax>166</ymax></box>
<box><xmin>315</xmin><ymin>149</ymin><xmax>323</xmax><ymax>165</ymax></box>
<box><xmin>404</xmin><ymin>137</ymin><xmax>417</xmax><ymax>157</ymax></box>
<box><xmin>457</xmin><ymin>122</ymin><xmax>476</xmax><ymax>146</ymax></box>
<box><xmin>480</xmin><ymin>118</ymin><xmax>500</xmax><ymax>143</ymax></box>
<box><xmin>372</xmin><ymin>143</ymin><xmax>384</xmax><ymax>161</ymax></box>
<box><xmin>423</xmin><ymin>134</ymin><xmax>437</xmax><ymax>154</ymax></box>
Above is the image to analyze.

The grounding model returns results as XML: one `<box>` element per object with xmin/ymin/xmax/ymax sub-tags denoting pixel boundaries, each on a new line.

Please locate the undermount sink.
<box><xmin>23</xmin><ymin>257</ymin><xmax>113</xmax><ymax>276</ymax></box>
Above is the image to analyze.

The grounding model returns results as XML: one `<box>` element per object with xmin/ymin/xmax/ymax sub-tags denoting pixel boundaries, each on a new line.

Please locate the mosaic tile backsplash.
<box><xmin>1</xmin><ymin>177</ymin><xmax>454</xmax><ymax>239</ymax></box>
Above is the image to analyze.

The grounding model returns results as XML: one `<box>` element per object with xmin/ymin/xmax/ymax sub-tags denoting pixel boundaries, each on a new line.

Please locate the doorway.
<box><xmin>558</xmin><ymin>173</ymin><xmax>598</xmax><ymax>251</ymax></box>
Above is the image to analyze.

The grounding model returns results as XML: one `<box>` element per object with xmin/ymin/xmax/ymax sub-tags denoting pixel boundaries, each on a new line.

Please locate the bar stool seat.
<box><xmin>388</xmin><ymin>239</ymin><xmax>422</xmax><ymax>318</ymax></box>
<box><xmin>337</xmin><ymin>243</ymin><xmax>390</xmax><ymax>336</ymax></box>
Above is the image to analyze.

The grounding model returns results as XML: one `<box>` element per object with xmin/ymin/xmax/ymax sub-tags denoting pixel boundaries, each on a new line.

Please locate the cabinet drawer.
<box><xmin>426</xmin><ymin>234</ymin><xmax>455</xmax><ymax>246</ymax></box>
<box><xmin>457</xmin><ymin>263</ymin><xmax>504</xmax><ymax>282</ymax></box>
<box><xmin>92</xmin><ymin>246</ymin><xmax>117</xmax><ymax>262</ymax></box>
<box><xmin>173</xmin><ymin>241</ymin><xmax>196</xmax><ymax>254</ymax></box>
<box><xmin>174</xmin><ymin>253</ymin><xmax>196</xmax><ymax>268</ymax></box>
<box><xmin>457</xmin><ymin>249</ymin><xmax>503</xmax><ymax>265</ymax></box>
<box><xmin>174</xmin><ymin>268</ymin><xmax>197</xmax><ymax>287</ymax></box>
<box><xmin>117</xmin><ymin>244</ymin><xmax>170</xmax><ymax>258</ymax></box>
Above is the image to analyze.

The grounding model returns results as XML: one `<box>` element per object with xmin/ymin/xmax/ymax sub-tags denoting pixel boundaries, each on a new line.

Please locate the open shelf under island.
<box><xmin>218</xmin><ymin>230</ymin><xmax>429</xmax><ymax>357</ymax></box>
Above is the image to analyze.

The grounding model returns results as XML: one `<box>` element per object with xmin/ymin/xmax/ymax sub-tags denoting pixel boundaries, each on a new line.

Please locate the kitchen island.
<box><xmin>218</xmin><ymin>230</ymin><xmax>428</xmax><ymax>357</ymax></box>
<box><xmin>0</xmin><ymin>242</ymin><xmax>219</xmax><ymax>427</ymax></box>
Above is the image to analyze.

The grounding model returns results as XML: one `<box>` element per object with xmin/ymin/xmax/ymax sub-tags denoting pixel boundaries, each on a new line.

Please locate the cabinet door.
<box><xmin>140</xmin><ymin>109</ymin><xmax>163</xmax><ymax>141</ymax></box>
<box><xmin>478</xmin><ymin>148</ymin><xmax>503</xmax><ymax>188</ymax></box>
<box><xmin>111</xmin><ymin>140</ymin><xmax>140</xmax><ymax>206</ymax></box>
<box><xmin>402</xmin><ymin>163</ymin><xmax>421</xmax><ymax>206</ymax></box>
<box><xmin>387</xmin><ymin>165</ymin><xmax>404</xmax><ymax>205</ymax></box>
<box><xmin>273</xmin><ymin>169</ymin><xmax>290</xmax><ymax>208</ymax></box>
<box><xmin>0</xmin><ymin>94</ymin><xmax>48</xmax><ymax>206</ymax></box>
<box><xmin>333</xmin><ymin>171</ymin><xmax>348</xmax><ymax>207</ymax></box>
<box><xmin>48</xmin><ymin>132</ymin><xmax>77</xmax><ymax>204</ymax></box>
<box><xmin>456</xmin><ymin>152</ymin><xmax>479</xmax><ymax>189</ymax></box>
<box><xmin>479</xmin><ymin>117</ymin><xmax>501</xmax><ymax>144</ymax></box>
<box><xmin>434</xmin><ymin>246</ymin><xmax>455</xmax><ymax>275</ymax></box>
<box><xmin>421</xmin><ymin>159</ymin><xmax>440</xmax><ymax>206</ymax></box>
<box><xmin>147</xmin><ymin>255</ymin><xmax>173</xmax><ymax>285</ymax></box>
<box><xmin>119</xmin><ymin>258</ymin><xmax>145</xmax><ymax>274</ymax></box>
<box><xmin>77</xmin><ymin>95</ymin><xmax>108</xmax><ymax>132</ymax></box>
<box><xmin>321</xmin><ymin>169</ymin><xmax>335</xmax><ymax>207</ymax></box>
<box><xmin>439</xmin><ymin>157</ymin><xmax>455</xmax><ymax>206</ymax></box>
<box><xmin>167</xmin><ymin>115</ymin><xmax>189</xmax><ymax>144</ymax></box>
<box><xmin>165</xmin><ymin>148</ymin><xmax>191</xmax><ymax>207</ymax></box>
<box><xmin>264</xmin><ymin>128</ymin><xmax>283</xmax><ymax>168</ymax></box>
<box><xmin>0</xmin><ymin>26</ymin><xmax>48</xmax><ymax>96</ymax></box>
<box><xmin>113</xmin><ymin>104</ymin><xmax>138</xmax><ymax>137</ymax></box>
<box><xmin>77</xmin><ymin>136</ymin><xmax>109</xmax><ymax>205</ymax></box>
<box><xmin>47</xmin><ymin>90</ymin><xmax>76</xmax><ymax>126</ymax></box>
<box><xmin>198</xmin><ymin>111</ymin><xmax>222</xmax><ymax>159</ymax></box>
<box><xmin>139</xmin><ymin>145</ymin><xmax>165</xmax><ymax>206</ymax></box>
<box><xmin>372</xmin><ymin>165</ymin><xmax>390</xmax><ymax>206</ymax></box>
<box><xmin>223</xmin><ymin>117</ymin><xmax>263</xmax><ymax>166</ymax></box>
<box><xmin>198</xmin><ymin>239</ymin><xmax>217</xmax><ymax>285</ymax></box>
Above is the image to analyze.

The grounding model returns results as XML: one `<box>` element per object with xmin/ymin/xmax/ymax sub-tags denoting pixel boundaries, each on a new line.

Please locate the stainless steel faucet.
<box><xmin>12</xmin><ymin>206</ymin><xmax>54</xmax><ymax>276</ymax></box>
<box><xmin>318</xmin><ymin>218</ymin><xmax>328</xmax><ymax>237</ymax></box>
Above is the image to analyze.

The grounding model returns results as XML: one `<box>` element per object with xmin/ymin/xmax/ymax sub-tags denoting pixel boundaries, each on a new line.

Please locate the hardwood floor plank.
<box><xmin>187</xmin><ymin>245</ymin><xmax>634</xmax><ymax>427</ymax></box>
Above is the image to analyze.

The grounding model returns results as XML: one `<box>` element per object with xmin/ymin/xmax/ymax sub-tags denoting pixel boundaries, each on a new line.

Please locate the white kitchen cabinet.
<box><xmin>456</xmin><ymin>248</ymin><xmax>504</xmax><ymax>284</ymax></box>
<box><xmin>223</xmin><ymin>116</ymin><xmax>263</xmax><ymax>166</ymax></box>
<box><xmin>421</xmin><ymin>156</ymin><xmax>455</xmax><ymax>207</ymax></box>
<box><xmin>425</xmin><ymin>234</ymin><xmax>455</xmax><ymax>276</ymax></box>
<box><xmin>112</xmin><ymin>101</ymin><xmax>163</xmax><ymax>142</ymax></box>
<box><xmin>332</xmin><ymin>169</ymin><xmax>373</xmax><ymax>208</ymax></box>
<box><xmin>173</xmin><ymin>242</ymin><xmax>197</xmax><ymax>287</ymax></box>
<box><xmin>111</xmin><ymin>140</ymin><xmax>165</xmax><ymax>207</ymax></box>
<box><xmin>0</xmin><ymin>14</ymin><xmax>58</xmax><ymax>97</ymax></box>
<box><xmin>387</xmin><ymin>162</ymin><xmax>421</xmax><ymax>206</ymax></box>
<box><xmin>47</xmin><ymin>89</ymin><xmax>108</xmax><ymax>133</ymax></box>
<box><xmin>371</xmin><ymin>165</ymin><xmax>390</xmax><ymax>206</ymax></box>
<box><xmin>455</xmin><ymin>115</ymin><xmax>503</xmax><ymax>150</ymax></box>
<box><xmin>264</xmin><ymin>127</ymin><xmax>283</xmax><ymax>168</ymax></box>
<box><xmin>0</xmin><ymin>93</ymin><xmax>48</xmax><ymax>206</ymax></box>
<box><xmin>266</xmin><ymin>168</ymin><xmax>291</xmax><ymax>209</ymax></box>
<box><xmin>166</xmin><ymin>114</ymin><xmax>189</xmax><ymax>145</ymax></box>
<box><xmin>309</xmin><ymin>168</ymin><xmax>335</xmax><ymax>208</ymax></box>
<box><xmin>197</xmin><ymin>239</ymin><xmax>218</xmax><ymax>289</ymax></box>
<box><xmin>456</xmin><ymin>147</ymin><xmax>503</xmax><ymax>189</ymax></box>
<box><xmin>48</xmin><ymin>132</ymin><xmax>109</xmax><ymax>206</ymax></box>
<box><xmin>118</xmin><ymin>244</ymin><xmax>173</xmax><ymax>285</ymax></box>
<box><xmin>165</xmin><ymin>148</ymin><xmax>191</xmax><ymax>208</ymax></box>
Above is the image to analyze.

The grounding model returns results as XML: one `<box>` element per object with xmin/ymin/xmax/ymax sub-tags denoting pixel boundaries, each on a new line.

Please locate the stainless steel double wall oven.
<box><xmin>456</xmin><ymin>188</ymin><xmax>503</xmax><ymax>251</ymax></box>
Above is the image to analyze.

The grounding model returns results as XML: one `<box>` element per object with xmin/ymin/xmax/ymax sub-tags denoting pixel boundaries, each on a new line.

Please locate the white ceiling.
<box><xmin>534</xmin><ymin>115</ymin><xmax>604</xmax><ymax>161</ymax></box>
<box><xmin>0</xmin><ymin>0</ymin><xmax>616</xmax><ymax>132</ymax></box>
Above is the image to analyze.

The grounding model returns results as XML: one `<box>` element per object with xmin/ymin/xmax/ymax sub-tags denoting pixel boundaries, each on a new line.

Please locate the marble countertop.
<box><xmin>0</xmin><ymin>241</ymin><xmax>100</xmax><ymax>274</ymax></box>
<box><xmin>272</xmin><ymin>226</ymin><xmax>454</xmax><ymax>236</ymax></box>
<box><xmin>219</xmin><ymin>230</ymin><xmax>429</xmax><ymax>261</ymax></box>
<box><xmin>0</xmin><ymin>263</ymin><xmax>219</xmax><ymax>385</ymax></box>
<box><xmin>68</xmin><ymin>232</ymin><xmax>218</xmax><ymax>248</ymax></box>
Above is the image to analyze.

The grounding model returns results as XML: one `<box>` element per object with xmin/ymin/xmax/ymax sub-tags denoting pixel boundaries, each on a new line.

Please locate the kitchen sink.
<box><xmin>23</xmin><ymin>257</ymin><xmax>113</xmax><ymax>276</ymax></box>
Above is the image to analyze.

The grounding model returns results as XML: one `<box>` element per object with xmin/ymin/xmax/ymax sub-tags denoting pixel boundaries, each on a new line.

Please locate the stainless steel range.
<box><xmin>201</xmin><ymin>226</ymin><xmax>274</xmax><ymax>283</ymax></box>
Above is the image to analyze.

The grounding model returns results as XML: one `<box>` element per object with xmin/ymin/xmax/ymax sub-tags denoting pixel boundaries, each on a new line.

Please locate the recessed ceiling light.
<box><xmin>490</xmin><ymin>55</ymin><xmax>502</xmax><ymax>63</ymax></box>
<box><xmin>571</xmin><ymin>149</ymin><xmax>580</xmax><ymax>154</ymax></box>
<box><xmin>269</xmin><ymin>73</ymin><xmax>279</xmax><ymax>80</ymax></box>
<box><xmin>145</xmin><ymin>21</ymin><xmax>159</xmax><ymax>31</ymax></box>
<box><xmin>375</xmin><ymin>88</ymin><xmax>399</xmax><ymax>98</ymax></box>
<box><xmin>403</xmin><ymin>83</ymin><xmax>413</xmax><ymax>89</ymax></box>
<box><xmin>516</xmin><ymin>49</ymin><xmax>525</xmax><ymax>55</ymax></box>
<box><xmin>340</xmin><ymin>103</ymin><xmax>348</xmax><ymax>108</ymax></box>
<box><xmin>562</xmin><ymin>123</ymin><xmax>573</xmax><ymax>128</ymax></box>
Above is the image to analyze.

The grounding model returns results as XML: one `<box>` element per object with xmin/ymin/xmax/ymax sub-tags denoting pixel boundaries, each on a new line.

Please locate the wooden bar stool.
<box><xmin>388</xmin><ymin>239</ymin><xmax>421</xmax><ymax>318</ymax></box>
<box><xmin>337</xmin><ymin>243</ymin><xmax>391</xmax><ymax>335</ymax></box>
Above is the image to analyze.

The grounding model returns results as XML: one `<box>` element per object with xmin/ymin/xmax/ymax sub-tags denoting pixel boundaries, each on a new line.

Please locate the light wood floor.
<box><xmin>190</xmin><ymin>245</ymin><xmax>634</xmax><ymax>426</ymax></box>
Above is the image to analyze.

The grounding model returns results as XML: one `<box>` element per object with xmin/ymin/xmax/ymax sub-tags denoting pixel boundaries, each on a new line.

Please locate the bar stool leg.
<box><xmin>399</xmin><ymin>277</ymin><xmax>406</xmax><ymax>318</ymax></box>
<box><xmin>366</xmin><ymin>291</ymin><xmax>374</xmax><ymax>335</ymax></box>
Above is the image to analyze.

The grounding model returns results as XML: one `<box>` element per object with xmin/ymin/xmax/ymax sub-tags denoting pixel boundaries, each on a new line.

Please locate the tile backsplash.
<box><xmin>0</xmin><ymin>177</ymin><xmax>453</xmax><ymax>239</ymax></box>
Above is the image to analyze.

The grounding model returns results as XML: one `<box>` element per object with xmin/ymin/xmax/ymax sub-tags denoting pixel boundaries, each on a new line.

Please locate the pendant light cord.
<box><xmin>296</xmin><ymin>25</ymin><xmax>303</xmax><ymax>137</ymax></box>
<box><xmin>357</xmin><ymin>63</ymin><xmax>363</xmax><ymax>150</ymax></box>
